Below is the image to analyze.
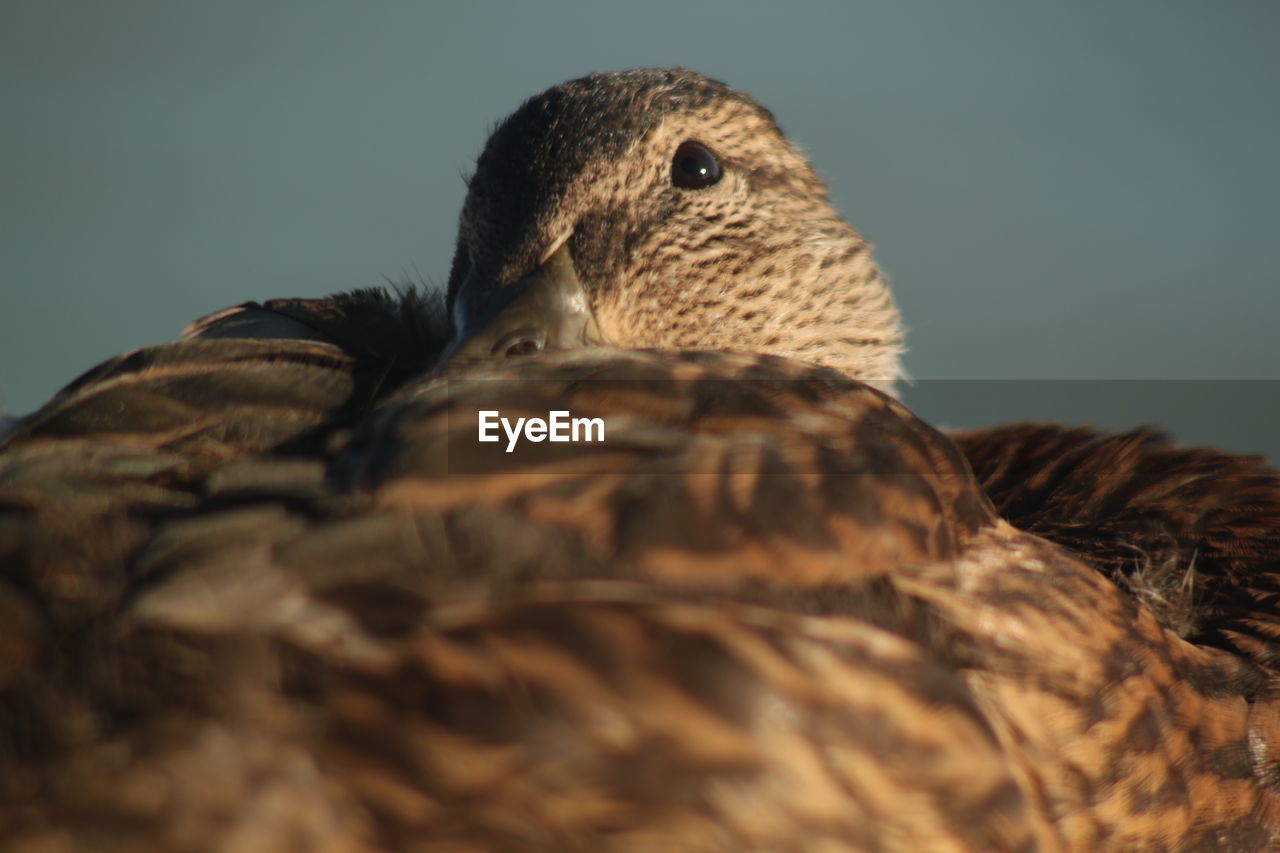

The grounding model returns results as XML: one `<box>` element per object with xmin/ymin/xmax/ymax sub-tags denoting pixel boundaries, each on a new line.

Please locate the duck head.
<box><xmin>444</xmin><ymin>68</ymin><xmax>904</xmax><ymax>393</ymax></box>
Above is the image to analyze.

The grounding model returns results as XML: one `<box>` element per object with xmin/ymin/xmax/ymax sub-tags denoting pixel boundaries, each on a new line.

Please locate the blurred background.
<box><xmin>4</xmin><ymin>1</ymin><xmax>1278</xmax><ymax>457</ymax></box>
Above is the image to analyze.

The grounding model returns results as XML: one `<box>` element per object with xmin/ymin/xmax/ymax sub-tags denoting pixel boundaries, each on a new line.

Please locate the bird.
<box><xmin>2</xmin><ymin>67</ymin><xmax>1279</xmax><ymax>851</ymax></box>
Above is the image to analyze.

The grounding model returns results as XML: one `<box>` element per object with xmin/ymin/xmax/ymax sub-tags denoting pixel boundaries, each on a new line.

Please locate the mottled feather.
<box><xmin>3</xmin><ymin>68</ymin><xmax>1280</xmax><ymax>853</ymax></box>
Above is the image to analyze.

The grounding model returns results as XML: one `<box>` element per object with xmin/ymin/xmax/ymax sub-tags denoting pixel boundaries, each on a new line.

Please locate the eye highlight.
<box><xmin>671</xmin><ymin>141</ymin><xmax>722</xmax><ymax>189</ymax></box>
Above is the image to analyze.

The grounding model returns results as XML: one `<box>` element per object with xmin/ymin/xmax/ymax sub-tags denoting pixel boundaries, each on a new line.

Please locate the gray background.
<box><xmin>4</xmin><ymin>2</ymin><xmax>1278</xmax><ymax>457</ymax></box>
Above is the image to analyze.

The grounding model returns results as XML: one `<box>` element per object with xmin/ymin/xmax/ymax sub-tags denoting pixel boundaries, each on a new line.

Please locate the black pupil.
<box><xmin>681</xmin><ymin>155</ymin><xmax>708</xmax><ymax>177</ymax></box>
<box><xmin>672</xmin><ymin>141</ymin><xmax>720</xmax><ymax>189</ymax></box>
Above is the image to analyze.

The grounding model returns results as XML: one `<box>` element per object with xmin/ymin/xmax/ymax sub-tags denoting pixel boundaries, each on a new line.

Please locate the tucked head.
<box><xmin>445</xmin><ymin>68</ymin><xmax>903</xmax><ymax>391</ymax></box>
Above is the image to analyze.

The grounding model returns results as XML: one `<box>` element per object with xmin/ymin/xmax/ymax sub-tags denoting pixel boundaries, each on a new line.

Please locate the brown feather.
<box><xmin>4</xmin><ymin>68</ymin><xmax>1280</xmax><ymax>852</ymax></box>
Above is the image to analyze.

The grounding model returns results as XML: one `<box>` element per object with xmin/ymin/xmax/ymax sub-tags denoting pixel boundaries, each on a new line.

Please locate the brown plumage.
<box><xmin>956</xmin><ymin>423</ymin><xmax>1280</xmax><ymax>673</ymax></box>
<box><xmin>444</xmin><ymin>69</ymin><xmax>903</xmax><ymax>390</ymax></box>
<box><xmin>3</xmin><ymin>68</ymin><xmax>1280</xmax><ymax>851</ymax></box>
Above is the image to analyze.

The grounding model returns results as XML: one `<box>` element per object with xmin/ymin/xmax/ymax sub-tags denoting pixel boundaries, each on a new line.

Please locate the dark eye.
<box><xmin>671</xmin><ymin>141</ymin><xmax>722</xmax><ymax>189</ymax></box>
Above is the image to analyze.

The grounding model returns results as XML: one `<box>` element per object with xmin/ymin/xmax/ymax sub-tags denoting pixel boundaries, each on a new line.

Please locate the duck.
<box><xmin>2</xmin><ymin>67</ymin><xmax>1279</xmax><ymax>852</ymax></box>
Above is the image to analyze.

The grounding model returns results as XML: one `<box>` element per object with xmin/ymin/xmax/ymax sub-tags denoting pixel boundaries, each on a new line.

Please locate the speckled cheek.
<box><xmin>593</xmin><ymin>291</ymin><xmax>670</xmax><ymax>349</ymax></box>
